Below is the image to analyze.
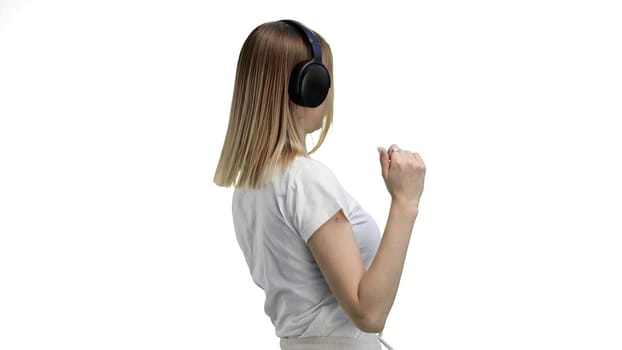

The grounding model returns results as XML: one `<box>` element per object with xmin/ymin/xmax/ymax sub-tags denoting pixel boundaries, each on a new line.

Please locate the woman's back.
<box><xmin>233</xmin><ymin>155</ymin><xmax>381</xmax><ymax>341</ymax></box>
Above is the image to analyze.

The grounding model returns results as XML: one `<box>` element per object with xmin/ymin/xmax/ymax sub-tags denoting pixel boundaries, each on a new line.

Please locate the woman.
<box><xmin>214</xmin><ymin>19</ymin><xmax>426</xmax><ymax>350</ymax></box>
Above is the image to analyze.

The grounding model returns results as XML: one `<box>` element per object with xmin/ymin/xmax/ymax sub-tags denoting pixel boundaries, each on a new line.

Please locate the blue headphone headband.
<box><xmin>280</xmin><ymin>19</ymin><xmax>331</xmax><ymax>108</ymax></box>
<box><xmin>280</xmin><ymin>19</ymin><xmax>322</xmax><ymax>61</ymax></box>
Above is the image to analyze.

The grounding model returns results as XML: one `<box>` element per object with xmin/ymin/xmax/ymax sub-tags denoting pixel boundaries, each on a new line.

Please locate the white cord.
<box><xmin>378</xmin><ymin>331</ymin><xmax>394</xmax><ymax>350</ymax></box>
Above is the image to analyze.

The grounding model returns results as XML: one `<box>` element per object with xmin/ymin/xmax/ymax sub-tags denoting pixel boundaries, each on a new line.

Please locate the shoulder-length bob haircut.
<box><xmin>213</xmin><ymin>20</ymin><xmax>334</xmax><ymax>189</ymax></box>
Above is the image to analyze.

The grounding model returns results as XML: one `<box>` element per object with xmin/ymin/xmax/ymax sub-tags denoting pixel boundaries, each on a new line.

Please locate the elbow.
<box><xmin>355</xmin><ymin>311</ymin><xmax>386</xmax><ymax>334</ymax></box>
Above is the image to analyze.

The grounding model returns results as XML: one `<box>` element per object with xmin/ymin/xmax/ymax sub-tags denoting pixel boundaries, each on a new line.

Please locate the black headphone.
<box><xmin>280</xmin><ymin>19</ymin><xmax>331</xmax><ymax>108</ymax></box>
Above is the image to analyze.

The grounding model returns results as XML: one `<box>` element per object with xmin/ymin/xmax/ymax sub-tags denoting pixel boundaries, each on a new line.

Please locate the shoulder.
<box><xmin>288</xmin><ymin>156</ymin><xmax>339</xmax><ymax>187</ymax></box>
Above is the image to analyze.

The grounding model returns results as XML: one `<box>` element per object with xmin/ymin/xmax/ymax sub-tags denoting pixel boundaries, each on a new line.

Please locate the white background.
<box><xmin>1</xmin><ymin>0</ymin><xmax>621</xmax><ymax>349</ymax></box>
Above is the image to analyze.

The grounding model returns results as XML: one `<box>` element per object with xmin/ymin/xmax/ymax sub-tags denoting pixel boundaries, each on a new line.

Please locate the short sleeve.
<box><xmin>286</xmin><ymin>160</ymin><xmax>353</xmax><ymax>243</ymax></box>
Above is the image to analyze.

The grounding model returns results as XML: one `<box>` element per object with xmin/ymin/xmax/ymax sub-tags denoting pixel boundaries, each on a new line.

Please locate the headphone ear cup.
<box><xmin>289</xmin><ymin>60</ymin><xmax>331</xmax><ymax>108</ymax></box>
<box><xmin>288</xmin><ymin>61</ymin><xmax>307</xmax><ymax>106</ymax></box>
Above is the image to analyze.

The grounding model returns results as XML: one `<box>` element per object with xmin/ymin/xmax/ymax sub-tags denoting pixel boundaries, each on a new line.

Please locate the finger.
<box><xmin>388</xmin><ymin>144</ymin><xmax>399</xmax><ymax>159</ymax></box>
<box><xmin>413</xmin><ymin>152</ymin><xmax>426</xmax><ymax>168</ymax></box>
<box><xmin>378</xmin><ymin>147</ymin><xmax>389</xmax><ymax>178</ymax></box>
<box><xmin>412</xmin><ymin>152</ymin><xmax>422</xmax><ymax>161</ymax></box>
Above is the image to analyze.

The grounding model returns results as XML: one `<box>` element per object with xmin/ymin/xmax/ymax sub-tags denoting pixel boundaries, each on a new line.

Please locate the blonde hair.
<box><xmin>213</xmin><ymin>21</ymin><xmax>334</xmax><ymax>189</ymax></box>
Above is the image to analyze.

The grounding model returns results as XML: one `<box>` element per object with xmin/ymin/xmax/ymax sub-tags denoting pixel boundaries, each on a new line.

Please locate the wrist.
<box><xmin>390</xmin><ymin>197</ymin><xmax>419</xmax><ymax>217</ymax></box>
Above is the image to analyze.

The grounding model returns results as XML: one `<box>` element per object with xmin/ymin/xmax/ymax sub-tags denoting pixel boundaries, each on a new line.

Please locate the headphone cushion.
<box><xmin>289</xmin><ymin>60</ymin><xmax>331</xmax><ymax>108</ymax></box>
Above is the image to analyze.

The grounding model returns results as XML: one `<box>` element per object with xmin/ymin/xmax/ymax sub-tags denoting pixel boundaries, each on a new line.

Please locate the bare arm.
<box><xmin>358</xmin><ymin>199</ymin><xmax>417</xmax><ymax>331</ymax></box>
<box><xmin>308</xmin><ymin>145</ymin><xmax>425</xmax><ymax>333</ymax></box>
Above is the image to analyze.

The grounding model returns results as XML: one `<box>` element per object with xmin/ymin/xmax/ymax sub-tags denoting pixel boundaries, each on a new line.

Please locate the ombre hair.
<box><xmin>213</xmin><ymin>20</ymin><xmax>334</xmax><ymax>189</ymax></box>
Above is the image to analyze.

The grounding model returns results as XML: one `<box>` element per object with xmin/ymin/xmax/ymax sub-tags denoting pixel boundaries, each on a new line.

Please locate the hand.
<box><xmin>377</xmin><ymin>144</ymin><xmax>426</xmax><ymax>208</ymax></box>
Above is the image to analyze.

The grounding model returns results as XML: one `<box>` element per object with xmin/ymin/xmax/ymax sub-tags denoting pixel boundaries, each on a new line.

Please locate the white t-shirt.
<box><xmin>232</xmin><ymin>155</ymin><xmax>382</xmax><ymax>341</ymax></box>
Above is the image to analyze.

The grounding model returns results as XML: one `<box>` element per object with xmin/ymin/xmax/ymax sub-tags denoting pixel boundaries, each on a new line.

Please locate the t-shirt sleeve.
<box><xmin>286</xmin><ymin>160</ymin><xmax>353</xmax><ymax>243</ymax></box>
